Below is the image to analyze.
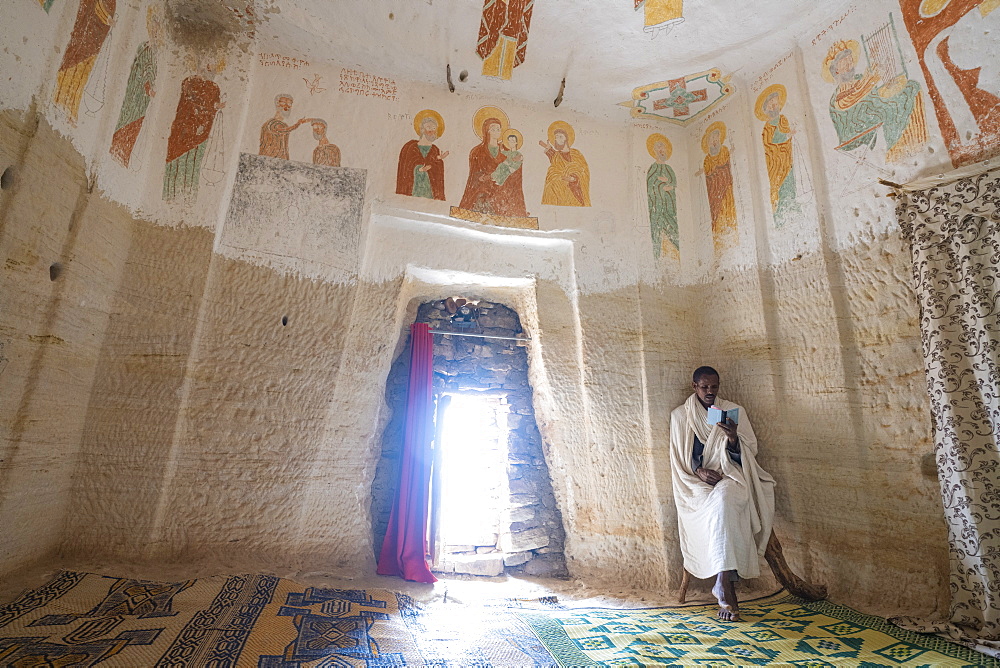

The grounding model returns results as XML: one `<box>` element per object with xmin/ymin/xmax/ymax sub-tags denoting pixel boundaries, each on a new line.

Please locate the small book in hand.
<box><xmin>707</xmin><ymin>406</ymin><xmax>739</xmax><ymax>425</ymax></box>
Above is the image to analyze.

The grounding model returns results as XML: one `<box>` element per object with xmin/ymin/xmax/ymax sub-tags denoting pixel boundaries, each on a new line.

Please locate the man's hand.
<box><xmin>719</xmin><ymin>418</ymin><xmax>739</xmax><ymax>446</ymax></box>
<box><xmin>696</xmin><ymin>467</ymin><xmax>722</xmax><ymax>486</ymax></box>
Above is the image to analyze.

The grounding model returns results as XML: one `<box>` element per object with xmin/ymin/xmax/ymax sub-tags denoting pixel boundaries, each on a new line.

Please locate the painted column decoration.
<box><xmin>539</xmin><ymin>121</ymin><xmax>591</xmax><ymax>207</ymax></box>
<box><xmin>755</xmin><ymin>84</ymin><xmax>800</xmax><ymax>227</ymax></box>
<box><xmin>53</xmin><ymin>0</ymin><xmax>115</xmax><ymax>125</ymax></box>
<box><xmin>898</xmin><ymin>0</ymin><xmax>1000</xmax><ymax>166</ymax></box>
<box><xmin>477</xmin><ymin>0</ymin><xmax>534</xmax><ymax>81</ymax></box>
<box><xmin>396</xmin><ymin>109</ymin><xmax>449</xmax><ymax>200</ymax></box>
<box><xmin>646</xmin><ymin>133</ymin><xmax>678</xmax><ymax>258</ymax></box>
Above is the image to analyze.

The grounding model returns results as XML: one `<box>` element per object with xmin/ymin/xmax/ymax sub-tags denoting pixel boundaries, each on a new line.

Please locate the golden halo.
<box><xmin>503</xmin><ymin>128</ymin><xmax>523</xmax><ymax>150</ymax></box>
<box><xmin>821</xmin><ymin>39</ymin><xmax>860</xmax><ymax>83</ymax></box>
<box><xmin>413</xmin><ymin>109</ymin><xmax>445</xmax><ymax>138</ymax></box>
<box><xmin>754</xmin><ymin>84</ymin><xmax>787</xmax><ymax>121</ymax></box>
<box><xmin>701</xmin><ymin>121</ymin><xmax>727</xmax><ymax>154</ymax></box>
<box><xmin>918</xmin><ymin>0</ymin><xmax>951</xmax><ymax>17</ymax></box>
<box><xmin>547</xmin><ymin>120</ymin><xmax>575</xmax><ymax>148</ymax></box>
<box><xmin>646</xmin><ymin>133</ymin><xmax>672</xmax><ymax>160</ymax></box>
<box><xmin>473</xmin><ymin>106</ymin><xmax>509</xmax><ymax>139</ymax></box>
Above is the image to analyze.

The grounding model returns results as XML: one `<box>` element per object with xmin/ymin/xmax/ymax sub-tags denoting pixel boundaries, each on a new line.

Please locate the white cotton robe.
<box><xmin>669</xmin><ymin>394</ymin><xmax>776</xmax><ymax>579</ymax></box>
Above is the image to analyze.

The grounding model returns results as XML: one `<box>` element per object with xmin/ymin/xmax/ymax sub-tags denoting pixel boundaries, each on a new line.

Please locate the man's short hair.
<box><xmin>275</xmin><ymin>93</ymin><xmax>293</xmax><ymax>104</ymax></box>
<box><xmin>693</xmin><ymin>366</ymin><xmax>720</xmax><ymax>382</ymax></box>
<box><xmin>311</xmin><ymin>118</ymin><xmax>327</xmax><ymax>129</ymax></box>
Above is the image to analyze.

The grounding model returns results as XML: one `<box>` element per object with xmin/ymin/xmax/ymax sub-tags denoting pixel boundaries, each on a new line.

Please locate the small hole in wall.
<box><xmin>388</xmin><ymin>12</ymin><xmax>394</xmax><ymax>19</ymax></box>
<box><xmin>281</xmin><ymin>315</ymin><xmax>288</xmax><ymax>326</ymax></box>
<box><xmin>0</xmin><ymin>166</ymin><xmax>14</xmax><ymax>190</ymax></box>
<box><xmin>459</xmin><ymin>70</ymin><xmax>468</xmax><ymax>82</ymax></box>
<box><xmin>49</xmin><ymin>262</ymin><xmax>63</xmax><ymax>281</ymax></box>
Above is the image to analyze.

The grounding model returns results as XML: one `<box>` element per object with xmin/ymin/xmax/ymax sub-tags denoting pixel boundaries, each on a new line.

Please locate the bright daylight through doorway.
<box><xmin>437</xmin><ymin>393</ymin><xmax>510</xmax><ymax>556</ymax></box>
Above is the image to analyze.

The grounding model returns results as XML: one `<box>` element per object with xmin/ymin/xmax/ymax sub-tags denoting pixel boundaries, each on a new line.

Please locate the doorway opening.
<box><xmin>372</xmin><ymin>299</ymin><xmax>568</xmax><ymax>578</ymax></box>
<box><xmin>431</xmin><ymin>392</ymin><xmax>511</xmax><ymax>574</ymax></box>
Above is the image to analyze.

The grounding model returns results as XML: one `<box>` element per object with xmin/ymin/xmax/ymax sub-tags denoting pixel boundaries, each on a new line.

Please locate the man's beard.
<box><xmin>278</xmin><ymin>108</ymin><xmax>290</xmax><ymax>120</ymax></box>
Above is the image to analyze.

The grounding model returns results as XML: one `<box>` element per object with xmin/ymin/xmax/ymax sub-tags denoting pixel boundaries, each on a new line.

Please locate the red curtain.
<box><xmin>377</xmin><ymin>323</ymin><xmax>438</xmax><ymax>583</ymax></box>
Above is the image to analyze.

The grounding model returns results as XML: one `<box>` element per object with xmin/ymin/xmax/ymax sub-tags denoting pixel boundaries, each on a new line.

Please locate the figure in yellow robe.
<box><xmin>54</xmin><ymin>0</ymin><xmax>115</xmax><ymax>124</ymax></box>
<box><xmin>700</xmin><ymin>122</ymin><xmax>736</xmax><ymax>251</ymax></box>
<box><xmin>539</xmin><ymin>121</ymin><xmax>591</xmax><ymax>207</ymax></box>
<box><xmin>755</xmin><ymin>85</ymin><xmax>798</xmax><ymax>227</ymax></box>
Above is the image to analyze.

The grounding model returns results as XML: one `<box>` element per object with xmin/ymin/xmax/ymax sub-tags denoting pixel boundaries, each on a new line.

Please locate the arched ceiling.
<box><xmin>254</xmin><ymin>0</ymin><xmax>855</xmax><ymax>120</ymax></box>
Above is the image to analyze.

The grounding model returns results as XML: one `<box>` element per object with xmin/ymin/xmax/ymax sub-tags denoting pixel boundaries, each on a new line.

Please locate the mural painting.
<box><xmin>450</xmin><ymin>106</ymin><xmax>537</xmax><ymax>230</ymax></box>
<box><xmin>899</xmin><ymin>0</ymin><xmax>1000</xmax><ymax>166</ymax></box>
<box><xmin>645</xmin><ymin>133</ymin><xmax>678</xmax><ymax>258</ymax></box>
<box><xmin>698</xmin><ymin>121</ymin><xmax>737</xmax><ymax>252</ymax></box>
<box><xmin>396</xmin><ymin>109</ymin><xmax>449</xmax><ymax>201</ymax></box>
<box><xmin>260</xmin><ymin>93</ymin><xmax>308</xmax><ymax>160</ymax></box>
<box><xmin>109</xmin><ymin>7</ymin><xmax>163</xmax><ymax>167</ymax></box>
<box><xmin>162</xmin><ymin>60</ymin><xmax>225</xmax><ymax>201</ymax></box>
<box><xmin>302</xmin><ymin>73</ymin><xmax>326</xmax><ymax>95</ymax></box>
<box><xmin>38</xmin><ymin>0</ymin><xmax>55</xmax><ymax>13</ymax></box>
<box><xmin>821</xmin><ymin>16</ymin><xmax>929</xmax><ymax>164</ymax></box>
<box><xmin>539</xmin><ymin>121</ymin><xmax>591</xmax><ymax>207</ymax></box>
<box><xmin>310</xmin><ymin>120</ymin><xmax>341</xmax><ymax>167</ymax></box>
<box><xmin>477</xmin><ymin>0</ymin><xmax>534</xmax><ymax>81</ymax></box>
<box><xmin>619</xmin><ymin>69</ymin><xmax>734</xmax><ymax>125</ymax></box>
<box><xmin>635</xmin><ymin>0</ymin><xmax>684</xmax><ymax>36</ymax></box>
<box><xmin>53</xmin><ymin>0</ymin><xmax>115</xmax><ymax>125</ymax></box>
<box><xmin>755</xmin><ymin>84</ymin><xmax>801</xmax><ymax>227</ymax></box>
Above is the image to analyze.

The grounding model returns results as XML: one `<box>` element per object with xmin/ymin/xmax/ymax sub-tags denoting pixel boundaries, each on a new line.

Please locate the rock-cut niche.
<box><xmin>371</xmin><ymin>299</ymin><xmax>568</xmax><ymax>578</ymax></box>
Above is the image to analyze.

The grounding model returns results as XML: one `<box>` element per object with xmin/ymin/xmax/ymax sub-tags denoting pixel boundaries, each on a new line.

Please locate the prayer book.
<box><xmin>707</xmin><ymin>405</ymin><xmax>739</xmax><ymax>425</ymax></box>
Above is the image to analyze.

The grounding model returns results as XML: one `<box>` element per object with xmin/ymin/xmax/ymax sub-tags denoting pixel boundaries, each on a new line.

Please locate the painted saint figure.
<box><xmin>109</xmin><ymin>7</ymin><xmax>162</xmax><ymax>167</ymax></box>
<box><xmin>459</xmin><ymin>106</ymin><xmax>527</xmax><ymax>216</ymax></box>
<box><xmin>54</xmin><ymin>0</ymin><xmax>116</xmax><ymax>124</ymax></box>
<box><xmin>822</xmin><ymin>39</ymin><xmax>928</xmax><ymax>163</ymax></box>
<box><xmin>163</xmin><ymin>62</ymin><xmax>224</xmax><ymax>201</ymax></box>
<box><xmin>396</xmin><ymin>110</ymin><xmax>449</xmax><ymax>200</ymax></box>
<box><xmin>491</xmin><ymin>129</ymin><xmax>524</xmax><ymax>186</ymax></box>
<box><xmin>699</xmin><ymin>122</ymin><xmax>737</xmax><ymax>251</ymax></box>
<box><xmin>477</xmin><ymin>0</ymin><xmax>534</xmax><ymax>80</ymax></box>
<box><xmin>636</xmin><ymin>0</ymin><xmax>684</xmax><ymax>36</ymax></box>
<box><xmin>646</xmin><ymin>133</ymin><xmax>678</xmax><ymax>257</ymax></box>
<box><xmin>260</xmin><ymin>93</ymin><xmax>307</xmax><ymax>160</ymax></box>
<box><xmin>755</xmin><ymin>85</ymin><xmax>799</xmax><ymax>227</ymax></box>
<box><xmin>310</xmin><ymin>119</ymin><xmax>341</xmax><ymax>167</ymax></box>
<box><xmin>539</xmin><ymin>121</ymin><xmax>591</xmax><ymax>207</ymax></box>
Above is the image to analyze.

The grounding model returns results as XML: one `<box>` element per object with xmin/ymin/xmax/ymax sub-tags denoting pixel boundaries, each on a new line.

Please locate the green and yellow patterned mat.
<box><xmin>0</xmin><ymin>571</ymin><xmax>994</xmax><ymax>666</ymax></box>
<box><xmin>516</xmin><ymin>590</ymin><xmax>997</xmax><ymax>667</ymax></box>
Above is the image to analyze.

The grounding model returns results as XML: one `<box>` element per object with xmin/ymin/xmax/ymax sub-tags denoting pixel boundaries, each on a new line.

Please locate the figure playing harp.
<box><xmin>823</xmin><ymin>20</ymin><xmax>928</xmax><ymax>163</ymax></box>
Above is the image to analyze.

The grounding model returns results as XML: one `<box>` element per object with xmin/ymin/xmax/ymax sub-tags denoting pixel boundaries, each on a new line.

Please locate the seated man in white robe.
<box><xmin>669</xmin><ymin>366</ymin><xmax>776</xmax><ymax>621</ymax></box>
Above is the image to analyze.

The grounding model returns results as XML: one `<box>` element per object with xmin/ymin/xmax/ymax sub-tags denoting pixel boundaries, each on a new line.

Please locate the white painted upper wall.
<box><xmin>2</xmin><ymin>0</ymin><xmax>997</xmax><ymax>290</ymax></box>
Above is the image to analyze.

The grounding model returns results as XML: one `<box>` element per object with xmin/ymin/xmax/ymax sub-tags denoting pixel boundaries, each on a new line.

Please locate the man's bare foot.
<box><xmin>712</xmin><ymin>572</ymin><xmax>741</xmax><ymax>622</ymax></box>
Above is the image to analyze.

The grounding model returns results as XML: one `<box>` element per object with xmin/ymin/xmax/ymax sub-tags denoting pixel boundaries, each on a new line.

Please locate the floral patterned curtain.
<box><xmin>892</xmin><ymin>165</ymin><xmax>1000</xmax><ymax>657</ymax></box>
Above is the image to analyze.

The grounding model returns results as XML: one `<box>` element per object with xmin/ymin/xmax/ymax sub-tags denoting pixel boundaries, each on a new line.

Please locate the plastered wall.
<box><xmin>2</xmin><ymin>0</ymin><xmax>995</xmax><ymax>620</ymax></box>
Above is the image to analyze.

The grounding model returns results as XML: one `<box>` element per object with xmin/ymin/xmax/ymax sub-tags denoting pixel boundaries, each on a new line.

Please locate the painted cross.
<box><xmin>651</xmin><ymin>77</ymin><xmax>708</xmax><ymax>118</ymax></box>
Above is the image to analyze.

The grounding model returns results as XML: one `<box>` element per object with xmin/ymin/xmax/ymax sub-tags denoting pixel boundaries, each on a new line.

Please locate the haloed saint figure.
<box><xmin>646</xmin><ymin>133</ymin><xmax>678</xmax><ymax>258</ymax></box>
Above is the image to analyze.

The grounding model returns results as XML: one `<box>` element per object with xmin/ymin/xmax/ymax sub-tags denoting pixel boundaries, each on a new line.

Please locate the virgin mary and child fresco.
<box><xmin>456</xmin><ymin>106</ymin><xmax>529</xmax><ymax>220</ymax></box>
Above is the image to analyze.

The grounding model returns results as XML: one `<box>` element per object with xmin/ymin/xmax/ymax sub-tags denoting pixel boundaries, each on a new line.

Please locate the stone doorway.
<box><xmin>371</xmin><ymin>299</ymin><xmax>568</xmax><ymax>578</ymax></box>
